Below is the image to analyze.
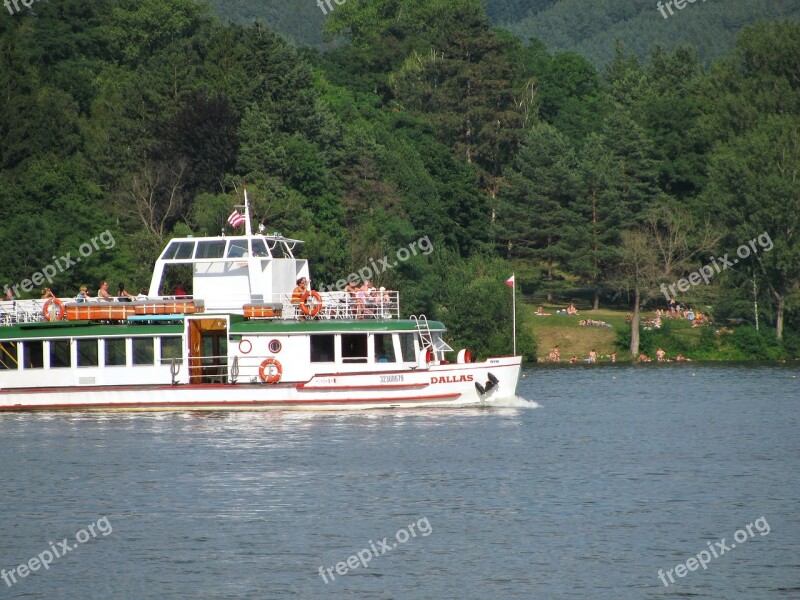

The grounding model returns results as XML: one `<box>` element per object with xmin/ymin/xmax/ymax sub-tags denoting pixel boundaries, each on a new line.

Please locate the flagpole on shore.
<box><xmin>512</xmin><ymin>275</ymin><xmax>516</xmax><ymax>356</ymax></box>
<box><xmin>506</xmin><ymin>274</ymin><xmax>516</xmax><ymax>356</ymax></box>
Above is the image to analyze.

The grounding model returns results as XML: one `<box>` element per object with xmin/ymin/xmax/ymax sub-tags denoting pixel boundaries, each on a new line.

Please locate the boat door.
<box><xmin>186</xmin><ymin>317</ymin><xmax>229</xmax><ymax>383</ymax></box>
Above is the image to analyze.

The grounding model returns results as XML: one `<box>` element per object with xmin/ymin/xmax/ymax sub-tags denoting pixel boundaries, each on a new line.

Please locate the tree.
<box><xmin>705</xmin><ymin>115</ymin><xmax>800</xmax><ymax>340</ymax></box>
<box><xmin>495</xmin><ymin>124</ymin><xmax>577</xmax><ymax>295</ymax></box>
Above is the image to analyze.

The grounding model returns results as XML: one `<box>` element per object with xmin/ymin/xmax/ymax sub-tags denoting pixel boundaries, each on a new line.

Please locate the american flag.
<box><xmin>227</xmin><ymin>210</ymin><xmax>246</xmax><ymax>228</ymax></box>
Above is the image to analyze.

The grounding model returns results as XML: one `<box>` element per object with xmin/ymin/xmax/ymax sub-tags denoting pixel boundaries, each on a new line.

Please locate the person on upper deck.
<box><xmin>291</xmin><ymin>278</ymin><xmax>307</xmax><ymax>304</ymax></box>
<box><xmin>118</xmin><ymin>282</ymin><xmax>135</xmax><ymax>302</ymax></box>
<box><xmin>3</xmin><ymin>288</ymin><xmax>14</xmax><ymax>301</ymax></box>
<box><xmin>173</xmin><ymin>282</ymin><xmax>188</xmax><ymax>297</ymax></box>
<box><xmin>76</xmin><ymin>286</ymin><xmax>90</xmax><ymax>302</ymax></box>
<box><xmin>98</xmin><ymin>280</ymin><xmax>112</xmax><ymax>300</ymax></box>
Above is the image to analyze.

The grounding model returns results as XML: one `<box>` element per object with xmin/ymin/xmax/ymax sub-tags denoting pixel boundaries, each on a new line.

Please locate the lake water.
<box><xmin>0</xmin><ymin>364</ymin><xmax>798</xmax><ymax>599</ymax></box>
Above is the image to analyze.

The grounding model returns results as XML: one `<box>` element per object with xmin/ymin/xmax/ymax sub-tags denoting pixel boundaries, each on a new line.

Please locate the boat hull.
<box><xmin>0</xmin><ymin>358</ymin><xmax>521</xmax><ymax>412</ymax></box>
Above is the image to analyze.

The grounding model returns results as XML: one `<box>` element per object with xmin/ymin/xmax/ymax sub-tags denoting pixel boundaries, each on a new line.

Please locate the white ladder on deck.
<box><xmin>410</xmin><ymin>314</ymin><xmax>434</xmax><ymax>351</ymax></box>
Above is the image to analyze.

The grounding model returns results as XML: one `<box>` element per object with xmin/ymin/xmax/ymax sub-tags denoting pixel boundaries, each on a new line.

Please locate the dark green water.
<box><xmin>0</xmin><ymin>364</ymin><xmax>798</xmax><ymax>598</ymax></box>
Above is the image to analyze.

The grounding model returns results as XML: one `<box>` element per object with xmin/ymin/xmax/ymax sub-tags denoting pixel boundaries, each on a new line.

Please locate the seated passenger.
<box><xmin>41</xmin><ymin>287</ymin><xmax>55</xmax><ymax>299</ymax></box>
<box><xmin>136</xmin><ymin>288</ymin><xmax>148</xmax><ymax>301</ymax></box>
<box><xmin>98</xmin><ymin>280</ymin><xmax>113</xmax><ymax>300</ymax></box>
<box><xmin>291</xmin><ymin>278</ymin><xmax>307</xmax><ymax>304</ymax></box>
<box><xmin>76</xmin><ymin>286</ymin><xmax>90</xmax><ymax>302</ymax></box>
<box><xmin>118</xmin><ymin>282</ymin><xmax>134</xmax><ymax>302</ymax></box>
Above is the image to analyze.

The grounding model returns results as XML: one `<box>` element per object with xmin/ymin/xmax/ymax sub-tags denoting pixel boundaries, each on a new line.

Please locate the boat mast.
<box><xmin>243</xmin><ymin>190</ymin><xmax>253</xmax><ymax>237</ymax></box>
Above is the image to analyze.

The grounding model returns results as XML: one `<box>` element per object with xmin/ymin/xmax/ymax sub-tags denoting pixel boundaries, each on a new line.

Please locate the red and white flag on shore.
<box><xmin>227</xmin><ymin>210</ymin><xmax>246</xmax><ymax>228</ymax></box>
<box><xmin>505</xmin><ymin>274</ymin><xmax>515</xmax><ymax>287</ymax></box>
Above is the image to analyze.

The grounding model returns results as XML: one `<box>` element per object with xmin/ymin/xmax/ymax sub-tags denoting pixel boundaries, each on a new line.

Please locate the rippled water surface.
<box><xmin>0</xmin><ymin>364</ymin><xmax>798</xmax><ymax>599</ymax></box>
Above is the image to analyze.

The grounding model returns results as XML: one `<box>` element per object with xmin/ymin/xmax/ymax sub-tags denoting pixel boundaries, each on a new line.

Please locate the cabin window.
<box><xmin>399</xmin><ymin>333</ymin><xmax>416</xmax><ymax>362</ymax></box>
<box><xmin>251</xmin><ymin>238</ymin><xmax>269</xmax><ymax>257</ymax></box>
<box><xmin>342</xmin><ymin>334</ymin><xmax>368</xmax><ymax>363</ymax></box>
<box><xmin>195</xmin><ymin>240</ymin><xmax>226</xmax><ymax>259</ymax></box>
<box><xmin>160</xmin><ymin>337</ymin><xmax>182</xmax><ymax>364</ymax></box>
<box><xmin>23</xmin><ymin>341</ymin><xmax>44</xmax><ymax>369</ymax></box>
<box><xmin>105</xmin><ymin>338</ymin><xmax>127</xmax><ymax>366</ymax></box>
<box><xmin>268</xmin><ymin>241</ymin><xmax>287</xmax><ymax>258</ymax></box>
<box><xmin>0</xmin><ymin>341</ymin><xmax>17</xmax><ymax>370</ymax></box>
<box><xmin>310</xmin><ymin>335</ymin><xmax>335</xmax><ymax>363</ymax></box>
<box><xmin>132</xmin><ymin>338</ymin><xmax>155</xmax><ymax>366</ymax></box>
<box><xmin>226</xmin><ymin>240</ymin><xmax>249</xmax><ymax>258</ymax></box>
<box><xmin>50</xmin><ymin>340</ymin><xmax>70</xmax><ymax>368</ymax></box>
<box><xmin>162</xmin><ymin>241</ymin><xmax>195</xmax><ymax>260</ymax></box>
<box><xmin>77</xmin><ymin>339</ymin><xmax>99</xmax><ymax>367</ymax></box>
<box><xmin>373</xmin><ymin>334</ymin><xmax>396</xmax><ymax>363</ymax></box>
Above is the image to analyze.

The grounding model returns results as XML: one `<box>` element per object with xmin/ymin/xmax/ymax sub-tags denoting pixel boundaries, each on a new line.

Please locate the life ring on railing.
<box><xmin>425</xmin><ymin>348</ymin><xmax>433</xmax><ymax>363</ymax></box>
<box><xmin>457</xmin><ymin>348</ymin><xmax>473</xmax><ymax>363</ymax></box>
<box><xmin>299</xmin><ymin>290</ymin><xmax>323</xmax><ymax>317</ymax></box>
<box><xmin>42</xmin><ymin>298</ymin><xmax>65</xmax><ymax>322</ymax></box>
<box><xmin>258</xmin><ymin>358</ymin><xmax>282</xmax><ymax>384</ymax></box>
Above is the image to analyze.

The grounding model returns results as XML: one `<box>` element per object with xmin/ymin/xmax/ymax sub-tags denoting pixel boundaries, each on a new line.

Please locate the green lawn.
<box><xmin>523</xmin><ymin>303</ymin><xmax>702</xmax><ymax>362</ymax></box>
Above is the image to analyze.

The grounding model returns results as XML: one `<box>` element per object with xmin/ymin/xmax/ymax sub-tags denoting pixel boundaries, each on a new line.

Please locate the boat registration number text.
<box><xmin>379</xmin><ymin>374</ymin><xmax>405</xmax><ymax>383</ymax></box>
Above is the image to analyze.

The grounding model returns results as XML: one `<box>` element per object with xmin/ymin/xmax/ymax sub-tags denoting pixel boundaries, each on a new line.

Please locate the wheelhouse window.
<box><xmin>77</xmin><ymin>339</ymin><xmax>98</xmax><ymax>367</ymax></box>
<box><xmin>51</xmin><ymin>340</ymin><xmax>70</xmax><ymax>368</ymax></box>
<box><xmin>251</xmin><ymin>238</ymin><xmax>269</xmax><ymax>257</ymax></box>
<box><xmin>226</xmin><ymin>240</ymin><xmax>249</xmax><ymax>258</ymax></box>
<box><xmin>132</xmin><ymin>338</ymin><xmax>154</xmax><ymax>366</ymax></box>
<box><xmin>310</xmin><ymin>335</ymin><xmax>335</xmax><ymax>363</ymax></box>
<box><xmin>399</xmin><ymin>333</ymin><xmax>416</xmax><ymax>362</ymax></box>
<box><xmin>105</xmin><ymin>338</ymin><xmax>126</xmax><ymax>366</ymax></box>
<box><xmin>162</xmin><ymin>240</ymin><xmax>195</xmax><ymax>260</ymax></box>
<box><xmin>160</xmin><ymin>337</ymin><xmax>182</xmax><ymax>364</ymax></box>
<box><xmin>23</xmin><ymin>341</ymin><xmax>44</xmax><ymax>369</ymax></box>
<box><xmin>342</xmin><ymin>334</ymin><xmax>368</xmax><ymax>363</ymax></box>
<box><xmin>0</xmin><ymin>341</ymin><xmax>17</xmax><ymax>370</ymax></box>
<box><xmin>194</xmin><ymin>240</ymin><xmax>226</xmax><ymax>259</ymax></box>
<box><xmin>374</xmin><ymin>334</ymin><xmax>396</xmax><ymax>363</ymax></box>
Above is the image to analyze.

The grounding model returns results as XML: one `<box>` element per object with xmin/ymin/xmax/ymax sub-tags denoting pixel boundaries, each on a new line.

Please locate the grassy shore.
<box><xmin>523</xmin><ymin>303</ymin><xmax>701</xmax><ymax>362</ymax></box>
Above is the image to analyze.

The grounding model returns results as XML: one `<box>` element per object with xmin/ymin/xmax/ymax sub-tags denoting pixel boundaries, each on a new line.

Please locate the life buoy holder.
<box><xmin>43</xmin><ymin>298</ymin><xmax>65</xmax><ymax>322</ymax></box>
<box><xmin>299</xmin><ymin>290</ymin><xmax>323</xmax><ymax>317</ymax></box>
<box><xmin>258</xmin><ymin>358</ymin><xmax>282</xmax><ymax>384</ymax></box>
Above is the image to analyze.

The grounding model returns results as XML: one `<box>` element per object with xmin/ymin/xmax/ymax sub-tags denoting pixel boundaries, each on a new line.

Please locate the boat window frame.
<box><xmin>22</xmin><ymin>340</ymin><xmax>44</xmax><ymax>369</ymax></box>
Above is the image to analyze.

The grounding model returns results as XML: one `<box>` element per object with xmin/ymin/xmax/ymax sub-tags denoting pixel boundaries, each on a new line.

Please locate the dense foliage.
<box><xmin>0</xmin><ymin>1</ymin><xmax>797</xmax><ymax>360</ymax></box>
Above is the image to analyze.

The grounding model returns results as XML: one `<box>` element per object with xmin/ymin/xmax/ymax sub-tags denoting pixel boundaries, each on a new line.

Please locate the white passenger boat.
<box><xmin>0</xmin><ymin>198</ymin><xmax>521</xmax><ymax>411</ymax></box>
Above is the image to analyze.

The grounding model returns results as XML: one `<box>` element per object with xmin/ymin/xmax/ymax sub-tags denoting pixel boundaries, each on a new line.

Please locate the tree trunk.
<box><xmin>629</xmin><ymin>286</ymin><xmax>641</xmax><ymax>358</ymax></box>
<box><xmin>593</xmin><ymin>287</ymin><xmax>600</xmax><ymax>310</ymax></box>
<box><xmin>776</xmin><ymin>294</ymin><xmax>784</xmax><ymax>340</ymax></box>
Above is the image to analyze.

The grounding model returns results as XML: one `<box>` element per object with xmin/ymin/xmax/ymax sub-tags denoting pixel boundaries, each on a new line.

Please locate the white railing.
<box><xmin>280</xmin><ymin>290</ymin><xmax>400</xmax><ymax>320</ymax></box>
<box><xmin>0</xmin><ymin>289</ymin><xmax>402</xmax><ymax>326</ymax></box>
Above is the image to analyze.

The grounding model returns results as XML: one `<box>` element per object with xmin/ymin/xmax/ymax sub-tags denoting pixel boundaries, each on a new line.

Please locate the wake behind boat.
<box><xmin>0</xmin><ymin>196</ymin><xmax>521</xmax><ymax>411</ymax></box>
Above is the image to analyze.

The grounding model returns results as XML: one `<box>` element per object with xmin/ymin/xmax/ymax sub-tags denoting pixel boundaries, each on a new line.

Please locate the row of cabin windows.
<box><xmin>0</xmin><ymin>337</ymin><xmax>182</xmax><ymax>370</ymax></box>
<box><xmin>309</xmin><ymin>333</ymin><xmax>416</xmax><ymax>364</ymax></box>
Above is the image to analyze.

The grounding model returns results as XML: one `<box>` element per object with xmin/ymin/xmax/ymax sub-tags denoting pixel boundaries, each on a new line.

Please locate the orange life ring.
<box><xmin>299</xmin><ymin>290</ymin><xmax>322</xmax><ymax>317</ymax></box>
<box><xmin>258</xmin><ymin>358</ymin><xmax>282</xmax><ymax>384</ymax></box>
<box><xmin>425</xmin><ymin>348</ymin><xmax>433</xmax><ymax>363</ymax></box>
<box><xmin>43</xmin><ymin>298</ymin><xmax>65</xmax><ymax>322</ymax></box>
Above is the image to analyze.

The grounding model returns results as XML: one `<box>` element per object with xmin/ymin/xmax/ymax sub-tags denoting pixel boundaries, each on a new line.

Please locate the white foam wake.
<box><xmin>485</xmin><ymin>395</ymin><xmax>540</xmax><ymax>408</ymax></box>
